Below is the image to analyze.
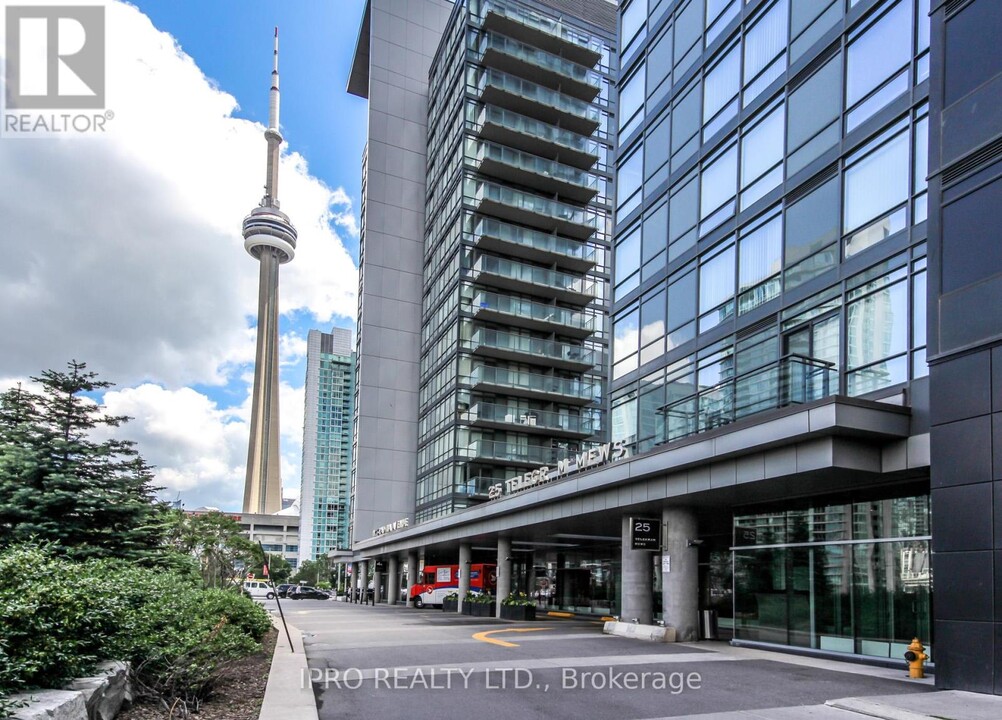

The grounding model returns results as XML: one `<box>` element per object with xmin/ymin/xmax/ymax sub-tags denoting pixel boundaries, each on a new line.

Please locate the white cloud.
<box><xmin>0</xmin><ymin>2</ymin><xmax>355</xmax><ymax>510</ymax></box>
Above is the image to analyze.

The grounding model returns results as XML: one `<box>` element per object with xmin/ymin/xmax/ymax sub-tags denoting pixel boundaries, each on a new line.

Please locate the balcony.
<box><xmin>468</xmin><ymin>365</ymin><xmax>596</xmax><ymax>404</ymax></box>
<box><xmin>470</xmin><ymin>254</ymin><xmax>595</xmax><ymax>304</ymax></box>
<box><xmin>470</xmin><ymin>217</ymin><xmax>597</xmax><ymax>272</ymax></box>
<box><xmin>467</xmin><ymin>139</ymin><xmax>599</xmax><ymax>203</ymax></box>
<box><xmin>469</xmin><ymin>327</ymin><xmax>597</xmax><ymax>371</ymax></box>
<box><xmin>457</xmin><ymin>475</ymin><xmax>499</xmax><ymax>499</ymax></box>
<box><xmin>659</xmin><ymin>354</ymin><xmax>838</xmax><ymax>444</ymax></box>
<box><xmin>477</xmin><ymin>0</ymin><xmax>604</xmax><ymax>68</ymax></box>
<box><xmin>470</xmin><ymin>105</ymin><xmax>601</xmax><ymax>170</ymax></box>
<box><xmin>467</xmin><ymin>178</ymin><xmax>599</xmax><ymax>239</ymax></box>
<box><xmin>464</xmin><ymin>438</ymin><xmax>563</xmax><ymax>467</ymax></box>
<box><xmin>471</xmin><ymin>291</ymin><xmax>595</xmax><ymax>338</ymax></box>
<box><xmin>474</xmin><ymin>68</ymin><xmax>601</xmax><ymax>136</ymax></box>
<box><xmin>475</xmin><ymin>32</ymin><xmax>601</xmax><ymax>102</ymax></box>
<box><xmin>461</xmin><ymin>401</ymin><xmax>597</xmax><ymax>438</ymax></box>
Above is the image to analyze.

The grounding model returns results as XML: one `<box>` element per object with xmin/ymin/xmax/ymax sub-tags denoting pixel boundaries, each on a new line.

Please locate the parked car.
<box><xmin>276</xmin><ymin>583</ymin><xmax>295</xmax><ymax>598</ymax></box>
<box><xmin>289</xmin><ymin>586</ymin><xmax>329</xmax><ymax>600</ymax></box>
<box><xmin>242</xmin><ymin>580</ymin><xmax>275</xmax><ymax>600</ymax></box>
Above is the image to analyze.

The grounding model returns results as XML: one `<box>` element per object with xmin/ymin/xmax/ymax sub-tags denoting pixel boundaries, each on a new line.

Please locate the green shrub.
<box><xmin>0</xmin><ymin>544</ymin><xmax>271</xmax><ymax>711</ymax></box>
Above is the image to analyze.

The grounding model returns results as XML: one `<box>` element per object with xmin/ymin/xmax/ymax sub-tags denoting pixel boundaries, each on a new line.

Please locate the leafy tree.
<box><xmin>290</xmin><ymin>557</ymin><xmax>330</xmax><ymax>586</ymax></box>
<box><xmin>247</xmin><ymin>550</ymin><xmax>291</xmax><ymax>584</ymax></box>
<box><xmin>0</xmin><ymin>361</ymin><xmax>166</xmax><ymax>561</ymax></box>
<box><xmin>164</xmin><ymin>509</ymin><xmax>257</xmax><ymax>589</ymax></box>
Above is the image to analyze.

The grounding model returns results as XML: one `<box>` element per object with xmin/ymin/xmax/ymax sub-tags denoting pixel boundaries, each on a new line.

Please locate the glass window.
<box><xmin>641</xmin><ymin>288</ymin><xmax>666</xmax><ymax>353</ymax></box>
<box><xmin>667</xmin><ymin>267</ymin><xmax>697</xmax><ymax>348</ymax></box>
<box><xmin>785</xmin><ymin>177</ymin><xmax>839</xmax><ymax>289</ymax></box>
<box><xmin>846</xmin><ymin>277</ymin><xmax>908</xmax><ymax>392</ymax></box>
<box><xmin>913</xmin><ymin>115</ymin><xmax>928</xmax><ymax>195</ymax></box>
<box><xmin>617</xmin><ymin>146</ymin><xmax>643</xmax><ymax>218</ymax></box>
<box><xmin>739</xmin><ymin>212</ymin><xmax>782</xmax><ymax>312</ymax></box>
<box><xmin>619</xmin><ymin>69</ymin><xmax>645</xmax><ymax>137</ymax></box>
<box><xmin>645</xmin><ymin>112</ymin><xmax>671</xmax><ymax>181</ymax></box>
<box><xmin>614</xmin><ymin>223</ymin><xmax>641</xmax><ymax>295</ymax></box>
<box><xmin>669</xmin><ymin>173</ymin><xmax>699</xmax><ymax>255</ymax></box>
<box><xmin>743</xmin><ymin>0</ymin><xmax>789</xmax><ymax>106</ymax></box>
<box><xmin>706</xmin><ymin>0</ymin><xmax>739</xmax><ymax>45</ymax></box>
<box><xmin>700</xmin><ymin>142</ymin><xmax>738</xmax><ymax>228</ymax></box>
<box><xmin>613</xmin><ymin>305</ymin><xmax>640</xmax><ymax>378</ymax></box>
<box><xmin>674</xmin><ymin>0</ymin><xmax>703</xmax><ymax>74</ymax></box>
<box><xmin>741</xmin><ymin>103</ymin><xmax>784</xmax><ymax>209</ymax></box>
<box><xmin>672</xmin><ymin>81</ymin><xmax>702</xmax><ymax>161</ymax></box>
<box><xmin>621</xmin><ymin>0</ymin><xmax>648</xmax><ymax>54</ymax></box>
<box><xmin>699</xmin><ymin>242</ymin><xmax>736</xmax><ymax>330</ymax></box>
<box><xmin>647</xmin><ymin>25</ymin><xmax>673</xmax><ymax>104</ymax></box>
<box><xmin>787</xmin><ymin>54</ymin><xmax>841</xmax><ymax>174</ymax></box>
<box><xmin>912</xmin><ymin>270</ymin><xmax>927</xmax><ymax>349</ymax></box>
<box><xmin>642</xmin><ymin>202</ymin><xmax>668</xmax><ymax>275</ymax></box>
<box><xmin>704</xmin><ymin>43</ymin><xmax>740</xmax><ymax>136</ymax></box>
<box><xmin>846</xmin><ymin>1</ymin><xmax>912</xmax><ymax>129</ymax></box>
<box><xmin>844</xmin><ymin>128</ymin><xmax>909</xmax><ymax>256</ymax></box>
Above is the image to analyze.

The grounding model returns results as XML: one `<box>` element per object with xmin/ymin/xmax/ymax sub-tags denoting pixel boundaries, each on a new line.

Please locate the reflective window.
<box><xmin>846</xmin><ymin>1</ymin><xmax>912</xmax><ymax>131</ymax></box>
<box><xmin>645</xmin><ymin>111</ymin><xmax>671</xmax><ymax>182</ymax></box>
<box><xmin>738</xmin><ymin>212</ymin><xmax>782</xmax><ymax>313</ymax></box>
<box><xmin>700</xmin><ymin>141</ymin><xmax>738</xmax><ymax>232</ymax></box>
<box><xmin>613</xmin><ymin>304</ymin><xmax>640</xmax><ymax>378</ymax></box>
<box><xmin>642</xmin><ymin>202</ymin><xmax>668</xmax><ymax>279</ymax></box>
<box><xmin>641</xmin><ymin>288</ymin><xmax>666</xmax><ymax>364</ymax></box>
<box><xmin>667</xmin><ymin>267</ymin><xmax>697</xmax><ymax>348</ymax></box>
<box><xmin>846</xmin><ymin>275</ymin><xmax>908</xmax><ymax>395</ymax></box>
<box><xmin>785</xmin><ymin>177</ymin><xmax>839</xmax><ymax>290</ymax></box>
<box><xmin>617</xmin><ymin>146</ymin><xmax>643</xmax><ymax>219</ymax></box>
<box><xmin>706</xmin><ymin>0</ymin><xmax>739</xmax><ymax>45</ymax></box>
<box><xmin>674</xmin><ymin>0</ymin><xmax>703</xmax><ymax>75</ymax></box>
<box><xmin>699</xmin><ymin>242</ymin><xmax>736</xmax><ymax>331</ymax></box>
<box><xmin>672</xmin><ymin>80</ymin><xmax>702</xmax><ymax>166</ymax></box>
<box><xmin>669</xmin><ymin>173</ymin><xmax>699</xmax><ymax>258</ymax></box>
<box><xmin>844</xmin><ymin>126</ymin><xmax>909</xmax><ymax>257</ymax></box>
<box><xmin>787</xmin><ymin>54</ymin><xmax>841</xmax><ymax>177</ymax></box>
<box><xmin>704</xmin><ymin>43</ymin><xmax>740</xmax><ymax>139</ymax></box>
<box><xmin>741</xmin><ymin>102</ymin><xmax>784</xmax><ymax>210</ymax></box>
<box><xmin>743</xmin><ymin>0</ymin><xmax>788</xmax><ymax>106</ymax></box>
<box><xmin>647</xmin><ymin>26</ymin><xmax>673</xmax><ymax>105</ymax></box>
<box><xmin>614</xmin><ymin>223</ymin><xmax>641</xmax><ymax>298</ymax></box>
<box><xmin>621</xmin><ymin>0</ymin><xmax>648</xmax><ymax>54</ymax></box>
<box><xmin>619</xmin><ymin>69</ymin><xmax>645</xmax><ymax>138</ymax></box>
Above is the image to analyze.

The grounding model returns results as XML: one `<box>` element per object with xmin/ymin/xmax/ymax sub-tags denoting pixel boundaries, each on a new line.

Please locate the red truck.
<box><xmin>409</xmin><ymin>563</ymin><xmax>497</xmax><ymax>608</ymax></box>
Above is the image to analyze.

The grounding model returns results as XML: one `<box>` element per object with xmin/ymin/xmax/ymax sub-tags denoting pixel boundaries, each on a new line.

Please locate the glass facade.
<box><xmin>611</xmin><ymin>0</ymin><xmax>930</xmax><ymax>454</ymax></box>
<box><xmin>415</xmin><ymin>0</ymin><xmax>616</xmax><ymax>522</ymax></box>
<box><xmin>733</xmin><ymin>492</ymin><xmax>931</xmax><ymax>660</ymax></box>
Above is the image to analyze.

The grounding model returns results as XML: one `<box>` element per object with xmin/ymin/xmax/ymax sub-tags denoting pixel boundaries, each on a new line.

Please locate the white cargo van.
<box><xmin>243</xmin><ymin>580</ymin><xmax>276</xmax><ymax>599</ymax></box>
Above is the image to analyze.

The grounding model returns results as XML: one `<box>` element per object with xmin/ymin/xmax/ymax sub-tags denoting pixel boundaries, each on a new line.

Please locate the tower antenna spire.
<box><xmin>263</xmin><ymin>26</ymin><xmax>282</xmax><ymax>208</ymax></box>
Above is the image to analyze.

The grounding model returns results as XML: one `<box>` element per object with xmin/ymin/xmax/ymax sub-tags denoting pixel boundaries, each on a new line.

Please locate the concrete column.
<box><xmin>359</xmin><ymin>559</ymin><xmax>368</xmax><ymax>605</ymax></box>
<box><xmin>621</xmin><ymin>516</ymin><xmax>654</xmax><ymax>625</ymax></box>
<box><xmin>496</xmin><ymin>536</ymin><xmax>511</xmax><ymax>618</ymax></box>
<box><xmin>406</xmin><ymin>550</ymin><xmax>419</xmax><ymax>608</ymax></box>
<box><xmin>662</xmin><ymin>507</ymin><xmax>698</xmax><ymax>641</ymax></box>
<box><xmin>457</xmin><ymin>543</ymin><xmax>471</xmax><ymax>613</ymax></box>
<box><xmin>373</xmin><ymin>560</ymin><xmax>382</xmax><ymax>604</ymax></box>
<box><xmin>387</xmin><ymin>556</ymin><xmax>399</xmax><ymax>605</ymax></box>
<box><xmin>350</xmin><ymin>562</ymin><xmax>358</xmax><ymax>603</ymax></box>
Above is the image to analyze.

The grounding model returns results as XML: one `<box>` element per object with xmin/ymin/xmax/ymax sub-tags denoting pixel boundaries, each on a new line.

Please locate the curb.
<box><xmin>258</xmin><ymin>620</ymin><xmax>318</xmax><ymax>720</ymax></box>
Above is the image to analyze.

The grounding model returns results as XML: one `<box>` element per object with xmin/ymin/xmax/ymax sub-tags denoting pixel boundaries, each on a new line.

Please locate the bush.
<box><xmin>0</xmin><ymin>544</ymin><xmax>271</xmax><ymax>712</ymax></box>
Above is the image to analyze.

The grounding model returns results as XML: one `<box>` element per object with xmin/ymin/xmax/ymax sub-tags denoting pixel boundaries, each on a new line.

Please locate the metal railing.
<box><xmin>468</xmin><ymin>365</ymin><xmax>596</xmax><ymax>401</ymax></box>
<box><xmin>462</xmin><ymin>401</ymin><xmax>598</xmax><ymax>434</ymax></box>
<box><xmin>470</xmin><ymin>217</ymin><xmax>597</xmax><ymax>265</ymax></box>
<box><xmin>469</xmin><ymin>328</ymin><xmax>597</xmax><ymax>366</ymax></box>
<box><xmin>472</xmin><ymin>291</ymin><xmax>596</xmax><ymax>333</ymax></box>
<box><xmin>471</xmin><ymin>254</ymin><xmax>596</xmax><ymax>297</ymax></box>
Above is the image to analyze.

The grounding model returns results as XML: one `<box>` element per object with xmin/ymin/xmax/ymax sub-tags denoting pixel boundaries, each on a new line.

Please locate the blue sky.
<box><xmin>0</xmin><ymin>0</ymin><xmax>376</xmax><ymax>510</ymax></box>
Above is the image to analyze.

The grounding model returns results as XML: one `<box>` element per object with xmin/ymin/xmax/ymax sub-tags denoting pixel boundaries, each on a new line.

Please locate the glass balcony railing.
<box><xmin>471</xmin><ymin>217</ymin><xmax>596</xmax><ymax>266</ymax></box>
<box><xmin>659</xmin><ymin>354</ymin><xmax>837</xmax><ymax>444</ymax></box>
<box><xmin>457</xmin><ymin>475</ymin><xmax>499</xmax><ymax>497</ymax></box>
<box><xmin>466</xmin><ymin>139</ymin><xmax>599</xmax><ymax>194</ymax></box>
<box><xmin>475</xmin><ymin>33</ymin><xmax>601</xmax><ymax>97</ymax></box>
<box><xmin>476</xmin><ymin>0</ymin><xmax>606</xmax><ymax>63</ymax></box>
<box><xmin>474</xmin><ymin>68</ymin><xmax>600</xmax><ymax>128</ymax></box>
<box><xmin>467</xmin><ymin>179</ymin><xmax>599</xmax><ymax>237</ymax></box>
<box><xmin>471</xmin><ymin>254</ymin><xmax>596</xmax><ymax>298</ymax></box>
<box><xmin>470</xmin><ymin>105</ymin><xmax>603</xmax><ymax>163</ymax></box>
<box><xmin>469</xmin><ymin>365</ymin><xmax>596</xmax><ymax>401</ymax></box>
<box><xmin>463</xmin><ymin>401</ymin><xmax>598</xmax><ymax>435</ymax></box>
<box><xmin>465</xmin><ymin>438</ymin><xmax>563</xmax><ymax>465</ymax></box>
<box><xmin>472</xmin><ymin>291</ymin><xmax>596</xmax><ymax>333</ymax></box>
<box><xmin>469</xmin><ymin>327</ymin><xmax>597</xmax><ymax>366</ymax></box>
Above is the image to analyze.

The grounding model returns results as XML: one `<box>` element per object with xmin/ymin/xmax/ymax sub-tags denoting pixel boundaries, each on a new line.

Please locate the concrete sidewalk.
<box><xmin>258</xmin><ymin>618</ymin><xmax>318</xmax><ymax>720</ymax></box>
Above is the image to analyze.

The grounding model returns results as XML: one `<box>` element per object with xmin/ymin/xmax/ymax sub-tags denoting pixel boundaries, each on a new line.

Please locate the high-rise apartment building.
<box><xmin>299</xmin><ymin>328</ymin><xmax>355</xmax><ymax>563</ymax></box>
<box><xmin>344</xmin><ymin>0</ymin><xmax>1002</xmax><ymax>696</ymax></box>
<box><xmin>415</xmin><ymin>0</ymin><xmax>617</xmax><ymax>523</ymax></box>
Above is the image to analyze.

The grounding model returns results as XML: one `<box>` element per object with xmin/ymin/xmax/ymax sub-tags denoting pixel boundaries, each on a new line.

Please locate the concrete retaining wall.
<box><xmin>10</xmin><ymin>661</ymin><xmax>131</xmax><ymax>720</ymax></box>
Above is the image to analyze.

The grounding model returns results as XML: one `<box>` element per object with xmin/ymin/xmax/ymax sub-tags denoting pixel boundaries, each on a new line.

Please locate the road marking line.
<box><xmin>546</xmin><ymin>611</ymin><xmax>574</xmax><ymax>618</ymax></box>
<box><xmin>473</xmin><ymin>627</ymin><xmax>550</xmax><ymax>647</ymax></box>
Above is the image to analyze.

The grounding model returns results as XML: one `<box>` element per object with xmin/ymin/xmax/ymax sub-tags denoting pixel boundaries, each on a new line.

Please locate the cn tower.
<box><xmin>242</xmin><ymin>29</ymin><xmax>297</xmax><ymax>514</ymax></box>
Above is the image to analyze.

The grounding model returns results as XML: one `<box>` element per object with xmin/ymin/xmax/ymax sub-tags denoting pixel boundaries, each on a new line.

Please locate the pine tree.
<box><xmin>0</xmin><ymin>360</ymin><xmax>167</xmax><ymax>560</ymax></box>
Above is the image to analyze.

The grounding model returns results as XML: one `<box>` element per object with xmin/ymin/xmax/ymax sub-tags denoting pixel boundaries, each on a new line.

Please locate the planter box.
<box><xmin>500</xmin><ymin>605</ymin><xmax>536</xmax><ymax>621</ymax></box>
<box><xmin>442</xmin><ymin>598</ymin><xmax>458</xmax><ymax>613</ymax></box>
<box><xmin>471</xmin><ymin>603</ymin><xmax>496</xmax><ymax>617</ymax></box>
<box><xmin>461</xmin><ymin>602</ymin><xmax>473</xmax><ymax>615</ymax></box>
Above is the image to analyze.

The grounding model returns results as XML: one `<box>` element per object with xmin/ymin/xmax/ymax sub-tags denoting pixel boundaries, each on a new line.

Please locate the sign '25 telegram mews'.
<box><xmin>487</xmin><ymin>440</ymin><xmax>628</xmax><ymax>500</ymax></box>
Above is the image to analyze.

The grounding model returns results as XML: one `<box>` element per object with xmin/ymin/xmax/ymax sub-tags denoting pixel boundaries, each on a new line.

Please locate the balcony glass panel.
<box><xmin>469</xmin><ymin>365</ymin><xmax>596</xmax><ymax>400</ymax></box>
<box><xmin>476</xmin><ymin>68</ymin><xmax>601</xmax><ymax>126</ymax></box>
<box><xmin>464</xmin><ymin>402</ymin><xmax>598</xmax><ymax>434</ymax></box>
<box><xmin>468</xmin><ymin>179</ymin><xmax>599</xmax><ymax>235</ymax></box>
<box><xmin>471</xmin><ymin>255</ymin><xmax>596</xmax><ymax>297</ymax></box>
<box><xmin>476</xmin><ymin>0</ymin><xmax>606</xmax><ymax>62</ymax></box>
<box><xmin>470</xmin><ymin>327</ymin><xmax>597</xmax><ymax>365</ymax></box>
<box><xmin>476</xmin><ymin>32</ymin><xmax>601</xmax><ymax>91</ymax></box>
<box><xmin>470</xmin><ymin>105</ymin><xmax>603</xmax><ymax>161</ymax></box>
<box><xmin>465</xmin><ymin>439</ymin><xmax>563</xmax><ymax>465</ymax></box>
<box><xmin>467</xmin><ymin>139</ymin><xmax>599</xmax><ymax>192</ymax></box>
<box><xmin>472</xmin><ymin>217</ymin><xmax>596</xmax><ymax>264</ymax></box>
<box><xmin>472</xmin><ymin>291</ymin><xmax>595</xmax><ymax>333</ymax></box>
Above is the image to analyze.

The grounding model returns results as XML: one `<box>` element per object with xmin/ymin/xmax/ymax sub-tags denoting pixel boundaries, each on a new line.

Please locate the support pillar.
<box><xmin>662</xmin><ymin>507</ymin><xmax>698</xmax><ymax>641</ymax></box>
<box><xmin>496</xmin><ymin>536</ymin><xmax>511</xmax><ymax>618</ymax></box>
<box><xmin>621</xmin><ymin>516</ymin><xmax>654</xmax><ymax>625</ymax></box>
<box><xmin>350</xmin><ymin>561</ymin><xmax>358</xmax><ymax>603</ymax></box>
<box><xmin>373</xmin><ymin>560</ymin><xmax>382</xmax><ymax>604</ymax></box>
<box><xmin>406</xmin><ymin>550</ymin><xmax>419</xmax><ymax>608</ymax></box>
<box><xmin>387</xmin><ymin>556</ymin><xmax>399</xmax><ymax>605</ymax></box>
<box><xmin>359</xmin><ymin>559</ymin><xmax>368</xmax><ymax>605</ymax></box>
<box><xmin>457</xmin><ymin>543</ymin><xmax>471</xmax><ymax>613</ymax></box>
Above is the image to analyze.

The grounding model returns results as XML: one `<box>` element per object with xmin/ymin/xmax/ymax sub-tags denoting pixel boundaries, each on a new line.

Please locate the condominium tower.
<box><xmin>298</xmin><ymin>328</ymin><xmax>355</xmax><ymax>563</ymax></box>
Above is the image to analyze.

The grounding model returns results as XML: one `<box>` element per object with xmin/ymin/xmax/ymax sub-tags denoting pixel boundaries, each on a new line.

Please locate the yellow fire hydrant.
<box><xmin>904</xmin><ymin>637</ymin><xmax>927</xmax><ymax>678</ymax></box>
